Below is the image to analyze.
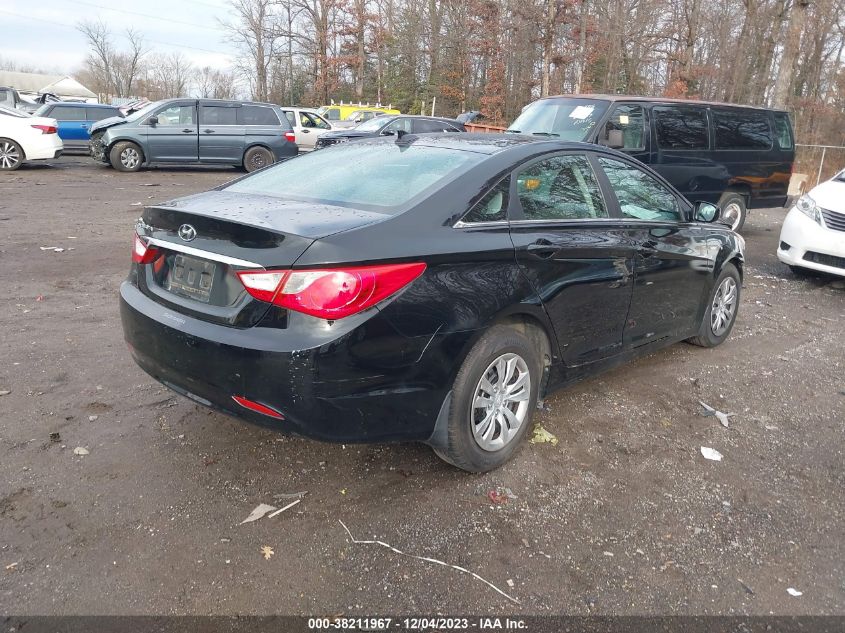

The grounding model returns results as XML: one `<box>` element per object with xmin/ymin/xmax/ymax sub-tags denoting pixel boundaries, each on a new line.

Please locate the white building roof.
<box><xmin>0</xmin><ymin>71</ymin><xmax>97</xmax><ymax>99</ymax></box>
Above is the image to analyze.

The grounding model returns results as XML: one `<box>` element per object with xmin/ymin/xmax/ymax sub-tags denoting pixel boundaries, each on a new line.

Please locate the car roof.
<box><xmin>47</xmin><ymin>102</ymin><xmax>118</xmax><ymax>108</ymax></box>
<box><xmin>352</xmin><ymin>133</ymin><xmax>597</xmax><ymax>155</ymax></box>
<box><xmin>538</xmin><ymin>93</ymin><xmax>787</xmax><ymax>113</ymax></box>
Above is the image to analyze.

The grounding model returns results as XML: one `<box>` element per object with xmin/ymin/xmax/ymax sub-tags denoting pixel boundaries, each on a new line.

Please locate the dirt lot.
<box><xmin>0</xmin><ymin>155</ymin><xmax>843</xmax><ymax>617</ymax></box>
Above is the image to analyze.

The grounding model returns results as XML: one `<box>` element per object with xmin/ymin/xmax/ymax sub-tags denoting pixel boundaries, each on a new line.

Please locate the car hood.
<box><xmin>808</xmin><ymin>179</ymin><xmax>845</xmax><ymax>212</ymax></box>
<box><xmin>90</xmin><ymin>116</ymin><xmax>126</xmax><ymax>135</ymax></box>
<box><xmin>157</xmin><ymin>190</ymin><xmax>388</xmax><ymax>239</ymax></box>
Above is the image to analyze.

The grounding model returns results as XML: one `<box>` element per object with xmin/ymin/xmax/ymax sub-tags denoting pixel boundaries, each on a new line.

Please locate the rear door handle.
<box><xmin>203</xmin><ymin>129</ymin><xmax>215</xmax><ymax>133</ymax></box>
<box><xmin>527</xmin><ymin>239</ymin><xmax>557</xmax><ymax>259</ymax></box>
<box><xmin>182</xmin><ymin>128</ymin><xmax>194</xmax><ymax>133</ymax></box>
<box><xmin>640</xmin><ymin>241</ymin><xmax>659</xmax><ymax>257</ymax></box>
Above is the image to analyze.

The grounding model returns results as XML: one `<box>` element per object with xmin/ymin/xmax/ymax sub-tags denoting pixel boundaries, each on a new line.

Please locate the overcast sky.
<box><xmin>1</xmin><ymin>0</ymin><xmax>237</xmax><ymax>74</ymax></box>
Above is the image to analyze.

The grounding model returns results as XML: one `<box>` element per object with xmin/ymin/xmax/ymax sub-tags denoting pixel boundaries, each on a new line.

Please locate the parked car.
<box><xmin>280</xmin><ymin>107</ymin><xmax>336</xmax><ymax>151</ymax></box>
<box><xmin>507</xmin><ymin>94</ymin><xmax>795</xmax><ymax>231</ymax></box>
<box><xmin>90</xmin><ymin>98</ymin><xmax>298</xmax><ymax>172</ymax></box>
<box><xmin>33</xmin><ymin>102</ymin><xmax>122</xmax><ymax>152</ymax></box>
<box><xmin>0</xmin><ymin>105</ymin><xmax>62</xmax><ymax>170</ymax></box>
<box><xmin>332</xmin><ymin>109</ymin><xmax>390</xmax><ymax>129</ymax></box>
<box><xmin>0</xmin><ymin>86</ymin><xmax>38</xmax><ymax>113</ymax></box>
<box><xmin>777</xmin><ymin>171</ymin><xmax>845</xmax><ymax>278</ymax></box>
<box><xmin>314</xmin><ymin>115</ymin><xmax>465</xmax><ymax>149</ymax></box>
<box><xmin>317</xmin><ymin>103</ymin><xmax>399</xmax><ymax>123</ymax></box>
<box><xmin>120</xmin><ymin>133</ymin><xmax>743</xmax><ymax>472</ymax></box>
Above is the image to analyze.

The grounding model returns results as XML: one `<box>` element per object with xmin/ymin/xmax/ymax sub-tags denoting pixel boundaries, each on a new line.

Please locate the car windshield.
<box><xmin>0</xmin><ymin>105</ymin><xmax>30</xmax><ymax>118</ymax></box>
<box><xmin>355</xmin><ymin>116</ymin><xmax>391</xmax><ymax>132</ymax></box>
<box><xmin>224</xmin><ymin>142</ymin><xmax>483</xmax><ymax>213</ymax></box>
<box><xmin>125</xmin><ymin>100</ymin><xmax>165</xmax><ymax>122</ymax></box>
<box><xmin>507</xmin><ymin>97</ymin><xmax>610</xmax><ymax>141</ymax></box>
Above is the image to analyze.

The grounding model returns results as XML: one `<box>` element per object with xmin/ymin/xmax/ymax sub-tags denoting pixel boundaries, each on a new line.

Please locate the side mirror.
<box><xmin>147</xmin><ymin>115</ymin><xmax>159</xmax><ymax>125</ymax></box>
<box><xmin>694</xmin><ymin>201</ymin><xmax>720</xmax><ymax>223</ymax></box>
<box><xmin>602</xmin><ymin>128</ymin><xmax>624</xmax><ymax>149</ymax></box>
<box><xmin>380</xmin><ymin>129</ymin><xmax>395</xmax><ymax>136</ymax></box>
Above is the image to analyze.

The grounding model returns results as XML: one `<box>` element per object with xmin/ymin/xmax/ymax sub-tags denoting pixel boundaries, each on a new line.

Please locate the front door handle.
<box><xmin>640</xmin><ymin>240</ymin><xmax>659</xmax><ymax>257</ymax></box>
<box><xmin>302</xmin><ymin>129</ymin><xmax>310</xmax><ymax>133</ymax></box>
<box><xmin>182</xmin><ymin>128</ymin><xmax>194</xmax><ymax>133</ymax></box>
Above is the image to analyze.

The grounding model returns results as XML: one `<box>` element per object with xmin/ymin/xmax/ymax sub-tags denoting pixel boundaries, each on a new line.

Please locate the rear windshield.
<box><xmin>224</xmin><ymin>142</ymin><xmax>483</xmax><ymax>213</ymax></box>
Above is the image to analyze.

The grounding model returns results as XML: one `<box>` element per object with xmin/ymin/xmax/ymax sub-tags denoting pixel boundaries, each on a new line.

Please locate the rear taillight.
<box><xmin>284</xmin><ymin>130</ymin><xmax>296</xmax><ymax>143</ymax></box>
<box><xmin>237</xmin><ymin>263</ymin><xmax>426</xmax><ymax>320</ymax></box>
<box><xmin>132</xmin><ymin>233</ymin><xmax>159</xmax><ymax>264</ymax></box>
<box><xmin>31</xmin><ymin>125</ymin><xmax>57</xmax><ymax>134</ymax></box>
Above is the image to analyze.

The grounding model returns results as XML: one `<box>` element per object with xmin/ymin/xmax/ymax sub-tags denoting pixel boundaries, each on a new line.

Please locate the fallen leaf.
<box><xmin>530</xmin><ymin>425</ymin><xmax>558</xmax><ymax>446</ymax></box>
<box><xmin>240</xmin><ymin>503</ymin><xmax>276</xmax><ymax>524</ymax></box>
<box><xmin>73</xmin><ymin>447</ymin><xmax>89</xmax><ymax>456</ymax></box>
<box><xmin>261</xmin><ymin>545</ymin><xmax>274</xmax><ymax>560</ymax></box>
<box><xmin>787</xmin><ymin>587</ymin><xmax>802</xmax><ymax>597</ymax></box>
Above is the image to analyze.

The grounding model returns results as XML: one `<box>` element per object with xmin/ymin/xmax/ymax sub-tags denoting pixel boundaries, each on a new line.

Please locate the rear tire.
<box><xmin>433</xmin><ymin>325</ymin><xmax>541</xmax><ymax>472</ymax></box>
<box><xmin>687</xmin><ymin>263</ymin><xmax>741</xmax><ymax>348</ymax></box>
<box><xmin>110</xmin><ymin>141</ymin><xmax>143</xmax><ymax>172</ymax></box>
<box><xmin>0</xmin><ymin>138</ymin><xmax>23</xmax><ymax>171</ymax></box>
<box><xmin>718</xmin><ymin>192</ymin><xmax>747</xmax><ymax>232</ymax></box>
<box><xmin>243</xmin><ymin>146</ymin><xmax>274</xmax><ymax>172</ymax></box>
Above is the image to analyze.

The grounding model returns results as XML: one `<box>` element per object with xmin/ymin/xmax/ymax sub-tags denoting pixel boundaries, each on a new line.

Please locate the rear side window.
<box><xmin>200</xmin><ymin>106</ymin><xmax>237</xmax><ymax>125</ymax></box>
<box><xmin>654</xmin><ymin>106</ymin><xmax>708</xmax><ymax>150</ymax></box>
<box><xmin>515</xmin><ymin>154</ymin><xmax>608</xmax><ymax>221</ymax></box>
<box><xmin>50</xmin><ymin>106</ymin><xmax>87</xmax><ymax>121</ymax></box>
<box><xmin>773</xmin><ymin>112</ymin><xmax>793</xmax><ymax>150</ymax></box>
<box><xmin>713</xmin><ymin>109</ymin><xmax>772</xmax><ymax>149</ymax></box>
<box><xmin>462</xmin><ymin>177</ymin><xmax>510</xmax><ymax>224</ymax></box>
<box><xmin>87</xmin><ymin>107</ymin><xmax>118</xmax><ymax>121</ymax></box>
<box><xmin>323</xmin><ymin>108</ymin><xmax>341</xmax><ymax>121</ymax></box>
<box><xmin>237</xmin><ymin>105</ymin><xmax>280</xmax><ymax>126</ymax></box>
<box><xmin>414</xmin><ymin>119</ymin><xmax>459</xmax><ymax>133</ymax></box>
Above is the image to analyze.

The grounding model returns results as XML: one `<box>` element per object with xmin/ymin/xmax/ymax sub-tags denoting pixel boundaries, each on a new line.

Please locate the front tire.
<box><xmin>433</xmin><ymin>325</ymin><xmax>541</xmax><ymax>472</ymax></box>
<box><xmin>243</xmin><ymin>146</ymin><xmax>274</xmax><ymax>172</ymax></box>
<box><xmin>0</xmin><ymin>138</ymin><xmax>23</xmax><ymax>171</ymax></box>
<box><xmin>110</xmin><ymin>141</ymin><xmax>143</xmax><ymax>172</ymax></box>
<box><xmin>718</xmin><ymin>192</ymin><xmax>747</xmax><ymax>232</ymax></box>
<box><xmin>687</xmin><ymin>263</ymin><xmax>741</xmax><ymax>348</ymax></box>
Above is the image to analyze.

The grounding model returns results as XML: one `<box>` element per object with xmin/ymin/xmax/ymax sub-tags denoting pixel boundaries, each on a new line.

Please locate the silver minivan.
<box><xmin>90</xmin><ymin>98</ymin><xmax>298</xmax><ymax>172</ymax></box>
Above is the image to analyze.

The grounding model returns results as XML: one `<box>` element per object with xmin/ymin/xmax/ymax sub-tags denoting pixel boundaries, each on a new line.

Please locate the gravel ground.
<box><xmin>0</xmin><ymin>155</ymin><xmax>843</xmax><ymax>617</ymax></box>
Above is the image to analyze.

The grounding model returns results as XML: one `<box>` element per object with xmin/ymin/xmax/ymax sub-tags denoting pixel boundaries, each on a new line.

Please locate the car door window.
<box><xmin>51</xmin><ymin>106</ymin><xmax>86</xmax><ymax>121</ymax></box>
<box><xmin>598</xmin><ymin>157</ymin><xmax>681</xmax><ymax>222</ymax></box>
<box><xmin>200</xmin><ymin>106</ymin><xmax>237</xmax><ymax>125</ymax></box>
<box><xmin>382</xmin><ymin>118</ymin><xmax>412</xmax><ymax>134</ymax></box>
<box><xmin>461</xmin><ymin>177</ymin><xmax>510</xmax><ymax>224</ymax></box>
<box><xmin>712</xmin><ymin>109</ymin><xmax>772</xmax><ymax>149</ymax></box>
<box><xmin>413</xmin><ymin>119</ymin><xmax>453</xmax><ymax>133</ymax></box>
<box><xmin>653</xmin><ymin>106</ymin><xmax>708</xmax><ymax>150</ymax></box>
<box><xmin>156</xmin><ymin>105</ymin><xmax>195</xmax><ymax>126</ymax></box>
<box><xmin>515</xmin><ymin>154</ymin><xmax>608</xmax><ymax>221</ymax></box>
<box><xmin>604</xmin><ymin>104</ymin><xmax>645</xmax><ymax>150</ymax></box>
<box><xmin>323</xmin><ymin>108</ymin><xmax>341</xmax><ymax>121</ymax></box>
<box><xmin>773</xmin><ymin>112</ymin><xmax>793</xmax><ymax>150</ymax></box>
<box><xmin>87</xmin><ymin>107</ymin><xmax>118</xmax><ymax>121</ymax></box>
<box><xmin>307</xmin><ymin>113</ymin><xmax>331</xmax><ymax>129</ymax></box>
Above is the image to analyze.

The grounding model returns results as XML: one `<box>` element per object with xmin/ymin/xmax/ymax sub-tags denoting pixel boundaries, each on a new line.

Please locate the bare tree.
<box><xmin>77</xmin><ymin>21</ymin><xmax>148</xmax><ymax>98</ymax></box>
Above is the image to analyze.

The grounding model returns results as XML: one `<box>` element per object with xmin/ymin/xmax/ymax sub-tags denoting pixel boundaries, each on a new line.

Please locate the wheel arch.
<box><xmin>0</xmin><ymin>137</ymin><xmax>26</xmax><ymax>160</ymax></box>
<box><xmin>242</xmin><ymin>143</ymin><xmax>275</xmax><ymax>164</ymax></box>
<box><xmin>107</xmin><ymin>137</ymin><xmax>146</xmax><ymax>162</ymax></box>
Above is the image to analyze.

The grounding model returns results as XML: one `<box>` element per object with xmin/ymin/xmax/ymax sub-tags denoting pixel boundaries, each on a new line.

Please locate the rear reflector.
<box><xmin>31</xmin><ymin>124</ymin><xmax>57</xmax><ymax>134</ymax></box>
<box><xmin>284</xmin><ymin>131</ymin><xmax>296</xmax><ymax>143</ymax></box>
<box><xmin>232</xmin><ymin>395</ymin><xmax>285</xmax><ymax>419</ymax></box>
<box><xmin>237</xmin><ymin>262</ymin><xmax>426</xmax><ymax>320</ymax></box>
<box><xmin>132</xmin><ymin>233</ymin><xmax>159</xmax><ymax>264</ymax></box>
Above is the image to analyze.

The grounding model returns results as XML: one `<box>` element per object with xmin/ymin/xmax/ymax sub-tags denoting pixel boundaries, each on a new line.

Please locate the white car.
<box><xmin>280</xmin><ymin>107</ymin><xmax>336</xmax><ymax>152</ymax></box>
<box><xmin>0</xmin><ymin>105</ymin><xmax>63</xmax><ymax>170</ymax></box>
<box><xmin>777</xmin><ymin>173</ymin><xmax>845</xmax><ymax>277</ymax></box>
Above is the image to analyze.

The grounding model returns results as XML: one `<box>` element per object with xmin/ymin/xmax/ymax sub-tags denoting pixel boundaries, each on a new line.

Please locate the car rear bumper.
<box><xmin>777</xmin><ymin>208</ymin><xmax>845</xmax><ymax>277</ymax></box>
<box><xmin>25</xmin><ymin>135</ymin><xmax>63</xmax><ymax>160</ymax></box>
<box><xmin>120</xmin><ymin>281</ymin><xmax>453</xmax><ymax>443</ymax></box>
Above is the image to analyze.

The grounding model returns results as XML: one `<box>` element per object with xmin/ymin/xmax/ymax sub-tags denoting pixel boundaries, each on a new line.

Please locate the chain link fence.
<box><xmin>793</xmin><ymin>144</ymin><xmax>845</xmax><ymax>194</ymax></box>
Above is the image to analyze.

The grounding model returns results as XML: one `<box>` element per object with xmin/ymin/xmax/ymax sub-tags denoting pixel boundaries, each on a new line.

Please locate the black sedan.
<box><xmin>314</xmin><ymin>115</ymin><xmax>465</xmax><ymax>148</ymax></box>
<box><xmin>121</xmin><ymin>134</ymin><xmax>743</xmax><ymax>472</ymax></box>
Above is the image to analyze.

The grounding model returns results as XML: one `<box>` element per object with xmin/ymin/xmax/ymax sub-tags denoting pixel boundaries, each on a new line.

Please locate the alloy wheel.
<box><xmin>0</xmin><ymin>141</ymin><xmax>21</xmax><ymax>169</ymax></box>
<box><xmin>710</xmin><ymin>277</ymin><xmax>738</xmax><ymax>336</ymax></box>
<box><xmin>470</xmin><ymin>352</ymin><xmax>531</xmax><ymax>452</ymax></box>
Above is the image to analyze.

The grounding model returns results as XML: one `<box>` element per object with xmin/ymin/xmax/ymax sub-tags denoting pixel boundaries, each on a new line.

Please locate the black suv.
<box><xmin>315</xmin><ymin>115</ymin><xmax>465</xmax><ymax>149</ymax></box>
<box><xmin>508</xmin><ymin>94</ymin><xmax>795</xmax><ymax>231</ymax></box>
